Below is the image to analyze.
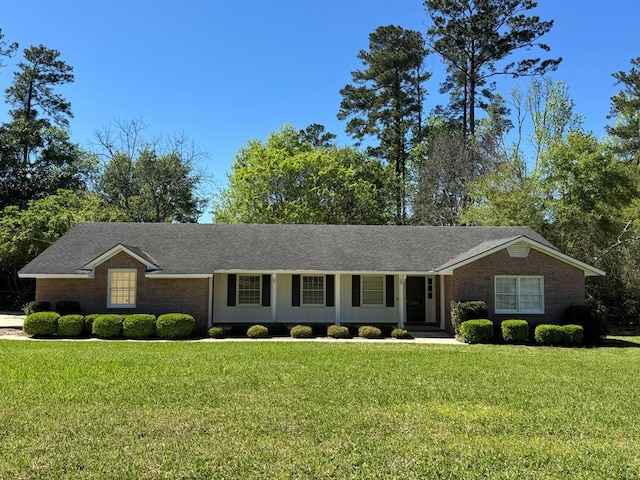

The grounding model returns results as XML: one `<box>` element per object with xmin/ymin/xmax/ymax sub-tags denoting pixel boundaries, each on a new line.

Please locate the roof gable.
<box><xmin>81</xmin><ymin>244</ymin><xmax>160</xmax><ymax>272</ymax></box>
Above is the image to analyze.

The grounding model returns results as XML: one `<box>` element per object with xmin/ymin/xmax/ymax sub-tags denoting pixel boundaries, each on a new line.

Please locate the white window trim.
<box><xmin>494</xmin><ymin>275</ymin><xmax>544</xmax><ymax>314</ymax></box>
<box><xmin>107</xmin><ymin>268</ymin><xmax>137</xmax><ymax>308</ymax></box>
<box><xmin>361</xmin><ymin>275</ymin><xmax>385</xmax><ymax>307</ymax></box>
<box><xmin>302</xmin><ymin>274</ymin><xmax>325</xmax><ymax>307</ymax></box>
<box><xmin>238</xmin><ymin>274</ymin><xmax>262</xmax><ymax>306</ymax></box>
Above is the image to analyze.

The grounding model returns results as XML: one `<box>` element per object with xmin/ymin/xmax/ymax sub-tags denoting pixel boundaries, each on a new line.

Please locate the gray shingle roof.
<box><xmin>19</xmin><ymin>222</ymin><xmax>555</xmax><ymax>276</ymax></box>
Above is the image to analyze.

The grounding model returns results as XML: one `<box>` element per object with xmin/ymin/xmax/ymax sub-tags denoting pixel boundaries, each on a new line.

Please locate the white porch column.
<box><xmin>398</xmin><ymin>274</ymin><xmax>406</xmax><ymax>328</ymax></box>
<box><xmin>208</xmin><ymin>275</ymin><xmax>213</xmax><ymax>328</ymax></box>
<box><xmin>335</xmin><ymin>274</ymin><xmax>341</xmax><ymax>325</ymax></box>
<box><xmin>271</xmin><ymin>274</ymin><xmax>277</xmax><ymax>322</ymax></box>
<box><xmin>439</xmin><ymin>275</ymin><xmax>446</xmax><ymax>330</ymax></box>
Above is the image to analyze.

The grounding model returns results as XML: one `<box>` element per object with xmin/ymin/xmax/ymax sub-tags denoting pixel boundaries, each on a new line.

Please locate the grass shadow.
<box><xmin>599</xmin><ymin>336</ymin><xmax>640</xmax><ymax>348</ymax></box>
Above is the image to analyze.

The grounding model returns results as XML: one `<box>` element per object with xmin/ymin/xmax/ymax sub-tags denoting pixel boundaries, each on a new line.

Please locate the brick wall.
<box><xmin>448</xmin><ymin>248</ymin><xmax>585</xmax><ymax>331</ymax></box>
<box><xmin>36</xmin><ymin>252</ymin><xmax>211</xmax><ymax>332</ymax></box>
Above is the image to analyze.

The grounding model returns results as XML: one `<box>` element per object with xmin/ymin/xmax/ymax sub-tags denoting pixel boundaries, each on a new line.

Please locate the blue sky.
<box><xmin>2</xmin><ymin>1</ymin><xmax>639</xmax><ymax>205</ymax></box>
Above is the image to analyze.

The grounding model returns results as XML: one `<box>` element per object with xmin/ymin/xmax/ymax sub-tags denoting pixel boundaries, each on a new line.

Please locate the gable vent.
<box><xmin>507</xmin><ymin>243</ymin><xmax>530</xmax><ymax>258</ymax></box>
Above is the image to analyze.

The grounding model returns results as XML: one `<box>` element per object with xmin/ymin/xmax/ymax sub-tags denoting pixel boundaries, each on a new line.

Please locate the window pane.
<box><xmin>362</xmin><ymin>275</ymin><xmax>384</xmax><ymax>305</ymax></box>
<box><xmin>109</xmin><ymin>271</ymin><xmax>136</xmax><ymax>307</ymax></box>
<box><xmin>496</xmin><ymin>277</ymin><xmax>516</xmax><ymax>294</ymax></box>
<box><xmin>495</xmin><ymin>294</ymin><xmax>517</xmax><ymax>311</ymax></box>
<box><xmin>303</xmin><ymin>276</ymin><xmax>324</xmax><ymax>305</ymax></box>
<box><xmin>238</xmin><ymin>275</ymin><xmax>261</xmax><ymax>305</ymax></box>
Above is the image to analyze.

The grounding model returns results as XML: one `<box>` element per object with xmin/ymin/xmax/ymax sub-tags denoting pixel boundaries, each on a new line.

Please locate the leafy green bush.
<box><xmin>57</xmin><ymin>314</ymin><xmax>84</xmax><ymax>337</ymax></box>
<box><xmin>23</xmin><ymin>311</ymin><xmax>59</xmax><ymax>336</ymax></box>
<box><xmin>564</xmin><ymin>305</ymin><xmax>605</xmax><ymax>344</ymax></box>
<box><xmin>55</xmin><ymin>301</ymin><xmax>81</xmax><ymax>316</ymax></box>
<box><xmin>391</xmin><ymin>328</ymin><xmax>411</xmax><ymax>339</ymax></box>
<box><xmin>501</xmin><ymin>319</ymin><xmax>529</xmax><ymax>343</ymax></box>
<box><xmin>208</xmin><ymin>326</ymin><xmax>226</xmax><ymax>338</ymax></box>
<box><xmin>290</xmin><ymin>325</ymin><xmax>313</xmax><ymax>338</ymax></box>
<box><xmin>451</xmin><ymin>301</ymin><xmax>488</xmax><ymax>334</ymax></box>
<box><xmin>22</xmin><ymin>301</ymin><xmax>51</xmax><ymax>315</ymax></box>
<box><xmin>267</xmin><ymin>323</ymin><xmax>289</xmax><ymax>336</ymax></box>
<box><xmin>83</xmin><ymin>314</ymin><xmax>101</xmax><ymax>335</ymax></box>
<box><xmin>534</xmin><ymin>324</ymin><xmax>565</xmax><ymax>346</ymax></box>
<box><xmin>247</xmin><ymin>324</ymin><xmax>269</xmax><ymax>338</ymax></box>
<box><xmin>92</xmin><ymin>315</ymin><xmax>124</xmax><ymax>339</ymax></box>
<box><xmin>156</xmin><ymin>313</ymin><xmax>195</xmax><ymax>340</ymax></box>
<box><xmin>563</xmin><ymin>324</ymin><xmax>584</xmax><ymax>345</ymax></box>
<box><xmin>358</xmin><ymin>325</ymin><xmax>382</xmax><ymax>339</ymax></box>
<box><xmin>123</xmin><ymin>314</ymin><xmax>156</xmax><ymax>339</ymax></box>
<box><xmin>327</xmin><ymin>325</ymin><xmax>351</xmax><ymax>339</ymax></box>
<box><xmin>459</xmin><ymin>319</ymin><xmax>494</xmax><ymax>344</ymax></box>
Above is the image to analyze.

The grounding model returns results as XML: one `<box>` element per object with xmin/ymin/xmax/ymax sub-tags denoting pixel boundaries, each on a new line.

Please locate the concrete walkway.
<box><xmin>0</xmin><ymin>313</ymin><xmax>460</xmax><ymax>344</ymax></box>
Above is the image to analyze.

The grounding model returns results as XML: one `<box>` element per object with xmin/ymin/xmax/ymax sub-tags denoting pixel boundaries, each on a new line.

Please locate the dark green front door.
<box><xmin>406</xmin><ymin>276</ymin><xmax>426</xmax><ymax>323</ymax></box>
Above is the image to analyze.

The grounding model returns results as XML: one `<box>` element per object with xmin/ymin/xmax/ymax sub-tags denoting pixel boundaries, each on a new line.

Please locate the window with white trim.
<box><xmin>108</xmin><ymin>269</ymin><xmax>137</xmax><ymax>308</ymax></box>
<box><xmin>495</xmin><ymin>276</ymin><xmax>544</xmax><ymax>314</ymax></box>
<box><xmin>302</xmin><ymin>275</ymin><xmax>324</xmax><ymax>305</ymax></box>
<box><xmin>362</xmin><ymin>275</ymin><xmax>384</xmax><ymax>306</ymax></box>
<box><xmin>238</xmin><ymin>275</ymin><xmax>261</xmax><ymax>305</ymax></box>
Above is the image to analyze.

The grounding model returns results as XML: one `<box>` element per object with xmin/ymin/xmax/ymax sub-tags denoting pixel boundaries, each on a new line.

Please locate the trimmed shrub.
<box><xmin>501</xmin><ymin>319</ymin><xmax>529</xmax><ymax>343</ymax></box>
<box><xmin>247</xmin><ymin>324</ymin><xmax>269</xmax><ymax>338</ymax></box>
<box><xmin>359</xmin><ymin>325</ymin><xmax>382</xmax><ymax>339</ymax></box>
<box><xmin>92</xmin><ymin>315</ymin><xmax>124</xmax><ymax>339</ymax></box>
<box><xmin>564</xmin><ymin>304</ymin><xmax>606</xmax><ymax>344</ymax></box>
<box><xmin>156</xmin><ymin>313</ymin><xmax>195</xmax><ymax>340</ymax></box>
<box><xmin>123</xmin><ymin>314</ymin><xmax>156</xmax><ymax>339</ymax></box>
<box><xmin>83</xmin><ymin>314</ymin><xmax>101</xmax><ymax>335</ymax></box>
<box><xmin>23</xmin><ymin>311</ymin><xmax>59</xmax><ymax>336</ymax></box>
<box><xmin>459</xmin><ymin>319</ymin><xmax>494</xmax><ymax>344</ymax></box>
<box><xmin>534</xmin><ymin>324</ymin><xmax>565</xmax><ymax>346</ymax></box>
<box><xmin>290</xmin><ymin>324</ymin><xmax>313</xmax><ymax>338</ymax></box>
<box><xmin>267</xmin><ymin>323</ymin><xmax>289</xmax><ymax>336</ymax></box>
<box><xmin>391</xmin><ymin>328</ymin><xmax>411</xmax><ymax>339</ymax></box>
<box><xmin>327</xmin><ymin>325</ymin><xmax>351</xmax><ymax>339</ymax></box>
<box><xmin>22</xmin><ymin>301</ymin><xmax>51</xmax><ymax>315</ymax></box>
<box><xmin>311</xmin><ymin>324</ymin><xmax>328</xmax><ymax>337</ymax></box>
<box><xmin>208</xmin><ymin>326</ymin><xmax>226</xmax><ymax>339</ymax></box>
<box><xmin>563</xmin><ymin>324</ymin><xmax>584</xmax><ymax>346</ymax></box>
<box><xmin>451</xmin><ymin>301</ymin><xmax>488</xmax><ymax>334</ymax></box>
<box><xmin>55</xmin><ymin>301</ymin><xmax>81</xmax><ymax>316</ymax></box>
<box><xmin>57</xmin><ymin>314</ymin><xmax>84</xmax><ymax>337</ymax></box>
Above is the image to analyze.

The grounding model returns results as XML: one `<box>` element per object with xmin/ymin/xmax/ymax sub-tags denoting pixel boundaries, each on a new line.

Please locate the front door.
<box><xmin>406</xmin><ymin>276</ymin><xmax>426</xmax><ymax>323</ymax></box>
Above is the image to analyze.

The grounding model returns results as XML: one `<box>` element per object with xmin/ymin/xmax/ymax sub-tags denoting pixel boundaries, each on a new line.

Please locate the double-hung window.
<box><xmin>108</xmin><ymin>269</ymin><xmax>137</xmax><ymax>308</ymax></box>
<box><xmin>302</xmin><ymin>275</ymin><xmax>324</xmax><ymax>306</ymax></box>
<box><xmin>495</xmin><ymin>276</ymin><xmax>544</xmax><ymax>314</ymax></box>
<box><xmin>362</xmin><ymin>275</ymin><xmax>384</xmax><ymax>306</ymax></box>
<box><xmin>238</xmin><ymin>275</ymin><xmax>261</xmax><ymax>305</ymax></box>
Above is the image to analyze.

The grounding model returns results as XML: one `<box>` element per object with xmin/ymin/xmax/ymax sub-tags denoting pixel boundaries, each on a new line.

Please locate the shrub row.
<box><xmin>458</xmin><ymin>319</ymin><xmax>585</xmax><ymax>346</ymax></box>
<box><xmin>207</xmin><ymin>324</ymin><xmax>413</xmax><ymax>340</ymax></box>
<box><xmin>23</xmin><ymin>312</ymin><xmax>195</xmax><ymax>340</ymax></box>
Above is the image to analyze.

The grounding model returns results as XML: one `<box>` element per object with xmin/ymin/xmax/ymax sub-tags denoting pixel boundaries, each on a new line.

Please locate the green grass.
<box><xmin>1</xmin><ymin>340</ymin><xmax>639</xmax><ymax>479</ymax></box>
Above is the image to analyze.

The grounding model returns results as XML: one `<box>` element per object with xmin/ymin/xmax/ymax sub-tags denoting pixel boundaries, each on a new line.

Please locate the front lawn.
<box><xmin>0</xmin><ymin>340</ymin><xmax>639</xmax><ymax>479</ymax></box>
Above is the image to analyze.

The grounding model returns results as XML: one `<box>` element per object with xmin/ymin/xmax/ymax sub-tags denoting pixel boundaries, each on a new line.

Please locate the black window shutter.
<box><xmin>292</xmin><ymin>274</ymin><xmax>301</xmax><ymax>307</ymax></box>
<box><xmin>386</xmin><ymin>275</ymin><xmax>394</xmax><ymax>307</ymax></box>
<box><xmin>262</xmin><ymin>274</ymin><xmax>271</xmax><ymax>307</ymax></box>
<box><xmin>352</xmin><ymin>275</ymin><xmax>361</xmax><ymax>307</ymax></box>
<box><xmin>326</xmin><ymin>275</ymin><xmax>335</xmax><ymax>307</ymax></box>
<box><xmin>227</xmin><ymin>274</ymin><xmax>236</xmax><ymax>307</ymax></box>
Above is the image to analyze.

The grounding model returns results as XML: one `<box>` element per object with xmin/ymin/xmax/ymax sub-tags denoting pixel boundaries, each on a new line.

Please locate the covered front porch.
<box><xmin>210</xmin><ymin>271</ymin><xmax>446</xmax><ymax>330</ymax></box>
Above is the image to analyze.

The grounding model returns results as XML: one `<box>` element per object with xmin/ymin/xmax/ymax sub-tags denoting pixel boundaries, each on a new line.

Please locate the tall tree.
<box><xmin>214</xmin><ymin>126</ymin><xmax>394</xmax><ymax>224</ymax></box>
<box><xmin>94</xmin><ymin>119</ymin><xmax>208</xmax><ymax>222</ymax></box>
<box><xmin>0</xmin><ymin>28</ymin><xmax>18</xmax><ymax>70</ymax></box>
<box><xmin>338</xmin><ymin>25</ymin><xmax>430</xmax><ymax>224</ymax></box>
<box><xmin>424</xmin><ymin>0</ymin><xmax>561</xmax><ymax>137</ymax></box>
<box><xmin>0</xmin><ymin>45</ymin><xmax>91</xmax><ymax>208</ymax></box>
<box><xmin>607</xmin><ymin>56</ymin><xmax>640</xmax><ymax>162</ymax></box>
